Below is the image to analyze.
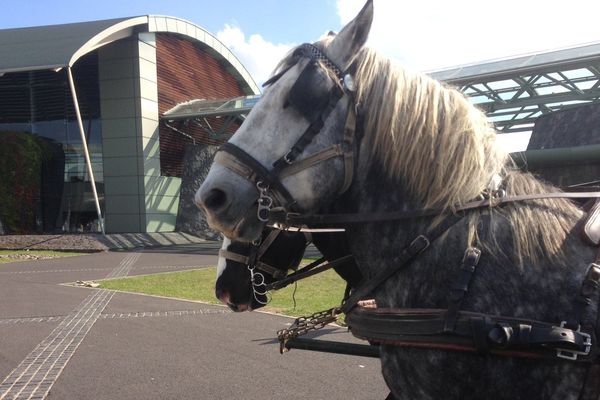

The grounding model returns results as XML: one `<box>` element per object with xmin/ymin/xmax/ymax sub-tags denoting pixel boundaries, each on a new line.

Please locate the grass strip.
<box><xmin>99</xmin><ymin>265</ymin><xmax>347</xmax><ymax>318</ymax></box>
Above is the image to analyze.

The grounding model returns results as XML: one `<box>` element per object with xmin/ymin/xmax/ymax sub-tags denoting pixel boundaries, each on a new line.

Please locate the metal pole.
<box><xmin>511</xmin><ymin>144</ymin><xmax>600</xmax><ymax>169</ymax></box>
<box><xmin>67</xmin><ymin>67</ymin><xmax>105</xmax><ymax>235</ymax></box>
<box><xmin>284</xmin><ymin>338</ymin><xmax>380</xmax><ymax>358</ymax></box>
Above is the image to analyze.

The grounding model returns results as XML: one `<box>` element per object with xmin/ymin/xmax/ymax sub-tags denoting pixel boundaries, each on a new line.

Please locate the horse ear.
<box><xmin>327</xmin><ymin>0</ymin><xmax>373</xmax><ymax>70</ymax></box>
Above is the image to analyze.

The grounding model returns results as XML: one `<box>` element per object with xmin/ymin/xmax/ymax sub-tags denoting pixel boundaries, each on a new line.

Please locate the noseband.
<box><xmin>214</xmin><ymin>43</ymin><xmax>358</xmax><ymax>222</ymax></box>
<box><xmin>219</xmin><ymin>229</ymin><xmax>293</xmax><ymax>305</ymax></box>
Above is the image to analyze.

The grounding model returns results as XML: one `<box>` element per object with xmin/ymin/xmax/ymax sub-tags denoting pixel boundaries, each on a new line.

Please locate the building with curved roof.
<box><xmin>0</xmin><ymin>16</ymin><xmax>258</xmax><ymax>234</ymax></box>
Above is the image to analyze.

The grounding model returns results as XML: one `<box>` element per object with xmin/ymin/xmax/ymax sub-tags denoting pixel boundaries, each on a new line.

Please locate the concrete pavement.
<box><xmin>0</xmin><ymin>245</ymin><xmax>386</xmax><ymax>399</ymax></box>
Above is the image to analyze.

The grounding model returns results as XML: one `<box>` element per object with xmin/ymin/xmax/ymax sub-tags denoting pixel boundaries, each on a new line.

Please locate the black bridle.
<box><xmin>214</xmin><ymin>43</ymin><xmax>357</xmax><ymax>222</ymax></box>
<box><xmin>218</xmin><ymin>228</ymin><xmax>356</xmax><ymax>301</ymax></box>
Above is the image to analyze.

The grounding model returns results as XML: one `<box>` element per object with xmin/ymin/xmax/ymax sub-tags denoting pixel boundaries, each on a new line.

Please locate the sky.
<box><xmin>3</xmin><ymin>0</ymin><xmax>600</xmax><ymax>85</ymax></box>
<box><xmin>2</xmin><ymin>0</ymin><xmax>600</xmax><ymax>151</ymax></box>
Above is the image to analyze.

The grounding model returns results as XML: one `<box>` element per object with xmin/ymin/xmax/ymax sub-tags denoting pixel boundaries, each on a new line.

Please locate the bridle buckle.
<box><xmin>257</xmin><ymin>181</ymin><xmax>274</xmax><ymax>222</ymax></box>
<box><xmin>283</xmin><ymin>151</ymin><xmax>294</xmax><ymax>164</ymax></box>
<box><xmin>556</xmin><ymin>321</ymin><xmax>592</xmax><ymax>360</ymax></box>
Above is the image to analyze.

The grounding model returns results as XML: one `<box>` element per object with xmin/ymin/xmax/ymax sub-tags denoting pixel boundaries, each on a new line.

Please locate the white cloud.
<box><xmin>216</xmin><ymin>1</ymin><xmax>600</xmax><ymax>89</ymax></box>
<box><xmin>336</xmin><ymin>0</ymin><xmax>600</xmax><ymax>71</ymax></box>
<box><xmin>216</xmin><ymin>24</ymin><xmax>294</xmax><ymax>88</ymax></box>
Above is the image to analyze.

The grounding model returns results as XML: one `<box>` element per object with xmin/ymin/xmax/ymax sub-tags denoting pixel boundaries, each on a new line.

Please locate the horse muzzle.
<box><xmin>196</xmin><ymin>166</ymin><xmax>265</xmax><ymax>241</ymax></box>
<box><xmin>215</xmin><ymin>286</ymin><xmax>252</xmax><ymax>312</ymax></box>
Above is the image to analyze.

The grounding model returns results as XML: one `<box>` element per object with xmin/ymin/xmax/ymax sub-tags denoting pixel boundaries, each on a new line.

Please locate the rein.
<box><xmin>273</xmin><ymin>191</ymin><xmax>600</xmax><ymax>227</ymax></box>
<box><xmin>265</xmin><ymin>254</ymin><xmax>355</xmax><ymax>291</ymax></box>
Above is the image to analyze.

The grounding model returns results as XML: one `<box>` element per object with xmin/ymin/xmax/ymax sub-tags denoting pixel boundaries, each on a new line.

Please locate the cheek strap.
<box><xmin>214</xmin><ymin>142</ymin><xmax>299</xmax><ymax>212</ymax></box>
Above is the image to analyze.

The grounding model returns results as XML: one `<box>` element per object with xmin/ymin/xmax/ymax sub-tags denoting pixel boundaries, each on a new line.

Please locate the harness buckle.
<box><xmin>409</xmin><ymin>235</ymin><xmax>430</xmax><ymax>255</ymax></box>
<box><xmin>556</xmin><ymin>321</ymin><xmax>592</xmax><ymax>360</ymax></box>
<box><xmin>256</xmin><ymin>181</ymin><xmax>274</xmax><ymax>222</ymax></box>
<box><xmin>283</xmin><ymin>151</ymin><xmax>294</xmax><ymax>164</ymax></box>
<box><xmin>284</xmin><ymin>212</ymin><xmax>302</xmax><ymax>225</ymax></box>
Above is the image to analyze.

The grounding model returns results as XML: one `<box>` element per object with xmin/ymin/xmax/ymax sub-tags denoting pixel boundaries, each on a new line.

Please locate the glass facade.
<box><xmin>0</xmin><ymin>53</ymin><xmax>103</xmax><ymax>234</ymax></box>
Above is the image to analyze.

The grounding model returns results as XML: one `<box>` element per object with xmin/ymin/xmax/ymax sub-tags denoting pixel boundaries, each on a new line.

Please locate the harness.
<box><xmin>215</xmin><ymin>40</ymin><xmax>600</xmax><ymax>398</ymax></box>
<box><xmin>219</xmin><ymin>229</ymin><xmax>290</xmax><ymax>281</ymax></box>
<box><xmin>275</xmin><ymin>198</ymin><xmax>600</xmax><ymax>400</ymax></box>
<box><xmin>344</xmin><ymin>245</ymin><xmax>600</xmax><ymax>361</ymax></box>
<box><xmin>218</xmin><ymin>228</ymin><xmax>357</xmax><ymax>305</ymax></box>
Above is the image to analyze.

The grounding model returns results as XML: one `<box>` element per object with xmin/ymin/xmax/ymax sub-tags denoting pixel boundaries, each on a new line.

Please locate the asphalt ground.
<box><xmin>0</xmin><ymin>245</ymin><xmax>386</xmax><ymax>399</ymax></box>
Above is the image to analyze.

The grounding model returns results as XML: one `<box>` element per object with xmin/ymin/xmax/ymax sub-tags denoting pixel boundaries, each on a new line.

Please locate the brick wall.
<box><xmin>156</xmin><ymin>33</ymin><xmax>246</xmax><ymax>177</ymax></box>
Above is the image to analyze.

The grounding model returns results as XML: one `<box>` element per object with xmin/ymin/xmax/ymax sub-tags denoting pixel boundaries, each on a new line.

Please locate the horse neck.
<box><xmin>337</xmin><ymin>160</ymin><xmax>440</xmax><ymax>278</ymax></box>
<box><xmin>262</xmin><ymin>233</ymin><xmax>306</xmax><ymax>270</ymax></box>
<box><xmin>311</xmin><ymin>231</ymin><xmax>362</xmax><ymax>287</ymax></box>
<box><xmin>312</xmin><ymin>232</ymin><xmax>349</xmax><ymax>259</ymax></box>
<box><xmin>341</xmin><ymin>156</ymin><xmax>589</xmax><ymax>293</ymax></box>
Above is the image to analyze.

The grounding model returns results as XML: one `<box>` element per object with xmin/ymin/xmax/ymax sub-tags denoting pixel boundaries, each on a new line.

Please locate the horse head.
<box><xmin>195</xmin><ymin>2</ymin><xmax>600</xmax><ymax>398</ymax></box>
<box><xmin>196</xmin><ymin>1</ymin><xmax>374</xmax><ymax>242</ymax></box>
<box><xmin>215</xmin><ymin>228</ymin><xmax>308</xmax><ymax>311</ymax></box>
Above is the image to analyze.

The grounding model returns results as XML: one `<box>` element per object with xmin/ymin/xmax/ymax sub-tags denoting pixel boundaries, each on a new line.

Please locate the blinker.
<box><xmin>287</xmin><ymin>61</ymin><xmax>335</xmax><ymax>122</ymax></box>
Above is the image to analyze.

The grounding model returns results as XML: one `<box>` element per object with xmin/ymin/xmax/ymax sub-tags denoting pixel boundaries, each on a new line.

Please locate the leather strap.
<box><xmin>271</xmin><ymin>44</ymin><xmax>346</xmax><ymax>171</ymax></box>
<box><xmin>347</xmin><ymin>307</ymin><xmax>596</xmax><ymax>362</ymax></box>
<box><xmin>580</xmin><ymin>250</ymin><xmax>600</xmax><ymax>399</ymax></box>
<box><xmin>218</xmin><ymin>232</ymin><xmax>290</xmax><ymax>280</ymax></box>
<box><xmin>278</xmin><ymin>145</ymin><xmax>344</xmax><ymax>179</ymax></box>
<box><xmin>218</xmin><ymin>249</ymin><xmax>249</xmax><ymax>265</ymax></box>
<box><xmin>216</xmin><ymin>142</ymin><xmax>299</xmax><ymax>211</ymax></box>
<box><xmin>256</xmin><ymin>229</ymin><xmax>281</xmax><ymax>260</ymax></box>
<box><xmin>255</xmin><ymin>261</ymin><xmax>288</xmax><ymax>279</ymax></box>
<box><xmin>443</xmin><ymin>247</ymin><xmax>481</xmax><ymax>332</ymax></box>
<box><xmin>566</xmin><ymin>263</ymin><xmax>600</xmax><ymax>330</ymax></box>
<box><xmin>266</xmin><ymin>254</ymin><xmax>355</xmax><ymax>291</ymax></box>
<box><xmin>340</xmin><ymin>213</ymin><xmax>466</xmax><ymax>315</ymax></box>
<box><xmin>279</xmin><ymin>191</ymin><xmax>600</xmax><ymax>226</ymax></box>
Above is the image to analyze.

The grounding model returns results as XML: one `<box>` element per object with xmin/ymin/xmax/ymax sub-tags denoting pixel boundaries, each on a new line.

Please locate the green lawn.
<box><xmin>0</xmin><ymin>250</ymin><xmax>86</xmax><ymax>264</ymax></box>
<box><xmin>99</xmin><ymin>265</ymin><xmax>347</xmax><ymax>317</ymax></box>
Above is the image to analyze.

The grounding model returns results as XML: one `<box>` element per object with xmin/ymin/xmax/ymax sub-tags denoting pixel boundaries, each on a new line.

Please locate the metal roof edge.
<box><xmin>0</xmin><ymin>64</ymin><xmax>66</xmax><ymax>75</ymax></box>
<box><xmin>428</xmin><ymin>40</ymin><xmax>600</xmax><ymax>83</ymax></box>
<box><xmin>147</xmin><ymin>15</ymin><xmax>260</xmax><ymax>95</ymax></box>
<box><xmin>1</xmin><ymin>15</ymin><xmax>259</xmax><ymax>95</ymax></box>
<box><xmin>68</xmin><ymin>16</ymin><xmax>149</xmax><ymax>67</ymax></box>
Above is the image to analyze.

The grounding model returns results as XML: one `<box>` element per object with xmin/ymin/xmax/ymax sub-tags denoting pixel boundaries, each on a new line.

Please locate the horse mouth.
<box><xmin>215</xmin><ymin>212</ymin><xmax>264</xmax><ymax>242</ymax></box>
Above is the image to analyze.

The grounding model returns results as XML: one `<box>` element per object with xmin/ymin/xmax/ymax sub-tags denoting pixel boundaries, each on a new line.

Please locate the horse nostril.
<box><xmin>215</xmin><ymin>286</ymin><xmax>230</xmax><ymax>305</ymax></box>
<box><xmin>203</xmin><ymin>188</ymin><xmax>228</xmax><ymax>212</ymax></box>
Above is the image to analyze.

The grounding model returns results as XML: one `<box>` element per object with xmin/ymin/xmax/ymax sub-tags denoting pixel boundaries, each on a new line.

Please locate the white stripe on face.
<box><xmin>217</xmin><ymin>236</ymin><xmax>231</xmax><ymax>280</ymax></box>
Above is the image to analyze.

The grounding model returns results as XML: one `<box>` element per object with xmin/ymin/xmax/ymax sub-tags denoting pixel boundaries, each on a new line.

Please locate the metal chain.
<box><xmin>278</xmin><ymin>307</ymin><xmax>341</xmax><ymax>353</ymax></box>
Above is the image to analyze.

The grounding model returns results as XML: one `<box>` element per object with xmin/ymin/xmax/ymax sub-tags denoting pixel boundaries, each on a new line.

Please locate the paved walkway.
<box><xmin>0</xmin><ymin>245</ymin><xmax>386</xmax><ymax>399</ymax></box>
<box><xmin>0</xmin><ymin>232</ymin><xmax>213</xmax><ymax>251</ymax></box>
